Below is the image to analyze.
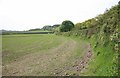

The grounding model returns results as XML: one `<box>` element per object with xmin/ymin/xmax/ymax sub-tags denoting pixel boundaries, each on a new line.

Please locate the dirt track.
<box><xmin>2</xmin><ymin>39</ymin><xmax>93</xmax><ymax>76</ymax></box>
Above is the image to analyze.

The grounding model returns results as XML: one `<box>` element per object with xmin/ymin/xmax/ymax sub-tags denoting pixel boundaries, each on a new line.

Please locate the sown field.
<box><xmin>2</xmin><ymin>34</ymin><xmax>92</xmax><ymax>76</ymax></box>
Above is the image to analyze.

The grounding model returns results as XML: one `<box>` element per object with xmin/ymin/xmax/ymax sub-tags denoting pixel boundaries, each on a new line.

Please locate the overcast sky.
<box><xmin>0</xmin><ymin>0</ymin><xmax>119</xmax><ymax>31</ymax></box>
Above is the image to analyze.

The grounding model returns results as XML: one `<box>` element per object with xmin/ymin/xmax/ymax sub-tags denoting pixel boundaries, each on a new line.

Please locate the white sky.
<box><xmin>0</xmin><ymin>0</ymin><xmax>119</xmax><ymax>31</ymax></box>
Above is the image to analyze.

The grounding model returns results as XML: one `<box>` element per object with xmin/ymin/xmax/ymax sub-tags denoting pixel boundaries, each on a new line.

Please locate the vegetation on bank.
<box><xmin>54</xmin><ymin>2</ymin><xmax>120</xmax><ymax>76</ymax></box>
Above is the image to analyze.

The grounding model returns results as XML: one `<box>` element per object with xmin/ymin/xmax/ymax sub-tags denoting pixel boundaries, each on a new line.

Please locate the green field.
<box><xmin>2</xmin><ymin>2</ymin><xmax>119</xmax><ymax>76</ymax></box>
<box><xmin>1</xmin><ymin>30</ymin><xmax>53</xmax><ymax>35</ymax></box>
<box><xmin>2</xmin><ymin>34</ymin><xmax>91</xmax><ymax>76</ymax></box>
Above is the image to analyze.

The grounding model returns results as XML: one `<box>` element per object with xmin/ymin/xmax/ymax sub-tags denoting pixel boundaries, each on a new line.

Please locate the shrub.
<box><xmin>59</xmin><ymin>20</ymin><xmax>74</xmax><ymax>32</ymax></box>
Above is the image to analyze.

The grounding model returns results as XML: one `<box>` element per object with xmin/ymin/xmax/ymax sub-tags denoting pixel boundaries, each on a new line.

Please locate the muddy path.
<box><xmin>2</xmin><ymin>38</ymin><xmax>93</xmax><ymax>76</ymax></box>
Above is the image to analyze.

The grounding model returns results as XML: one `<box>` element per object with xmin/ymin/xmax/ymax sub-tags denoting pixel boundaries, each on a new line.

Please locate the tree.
<box><xmin>59</xmin><ymin>20</ymin><xmax>74</xmax><ymax>32</ymax></box>
<box><xmin>118</xmin><ymin>1</ymin><xmax>120</xmax><ymax>5</ymax></box>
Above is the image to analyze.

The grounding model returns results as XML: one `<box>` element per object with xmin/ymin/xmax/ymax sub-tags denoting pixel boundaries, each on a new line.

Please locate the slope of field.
<box><xmin>2</xmin><ymin>34</ymin><xmax>92</xmax><ymax>76</ymax></box>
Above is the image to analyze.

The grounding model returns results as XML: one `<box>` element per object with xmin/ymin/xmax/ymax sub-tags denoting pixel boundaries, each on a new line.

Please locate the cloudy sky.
<box><xmin>0</xmin><ymin>0</ymin><xmax>119</xmax><ymax>31</ymax></box>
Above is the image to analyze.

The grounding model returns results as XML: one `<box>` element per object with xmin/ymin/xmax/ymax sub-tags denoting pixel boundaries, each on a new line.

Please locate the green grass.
<box><xmin>68</xmin><ymin>36</ymin><xmax>89</xmax><ymax>57</ymax></box>
<box><xmin>28</xmin><ymin>30</ymin><xmax>52</xmax><ymax>32</ymax></box>
<box><xmin>2</xmin><ymin>34</ymin><xmax>68</xmax><ymax>64</ymax></box>
<box><xmin>2</xmin><ymin>34</ymin><xmax>90</xmax><ymax>76</ymax></box>
<box><xmin>80</xmin><ymin>35</ymin><xmax>118</xmax><ymax>76</ymax></box>
<box><xmin>3</xmin><ymin>34</ymin><xmax>117</xmax><ymax>76</ymax></box>
<box><xmin>2</xmin><ymin>34</ymin><xmax>88</xmax><ymax>64</ymax></box>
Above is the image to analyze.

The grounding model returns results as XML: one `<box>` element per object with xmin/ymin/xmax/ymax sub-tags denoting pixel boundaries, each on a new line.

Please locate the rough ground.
<box><xmin>2</xmin><ymin>37</ymin><xmax>93</xmax><ymax>76</ymax></box>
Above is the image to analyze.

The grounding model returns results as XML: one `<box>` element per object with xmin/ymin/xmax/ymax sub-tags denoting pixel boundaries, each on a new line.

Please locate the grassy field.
<box><xmin>1</xmin><ymin>30</ymin><xmax>53</xmax><ymax>35</ymax></box>
<box><xmin>2</xmin><ymin>34</ymin><xmax>64</xmax><ymax>64</ymax></box>
<box><xmin>2</xmin><ymin>34</ymin><xmax>91</xmax><ymax>76</ymax></box>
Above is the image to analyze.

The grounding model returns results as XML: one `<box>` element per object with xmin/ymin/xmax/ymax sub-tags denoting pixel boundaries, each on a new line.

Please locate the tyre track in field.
<box><xmin>2</xmin><ymin>39</ymin><xmax>93</xmax><ymax>76</ymax></box>
<box><xmin>70</xmin><ymin>44</ymin><xmax>93</xmax><ymax>75</ymax></box>
<box><xmin>53</xmin><ymin>44</ymin><xmax>93</xmax><ymax>76</ymax></box>
<box><xmin>2</xmin><ymin>39</ymin><xmax>77</xmax><ymax>76</ymax></box>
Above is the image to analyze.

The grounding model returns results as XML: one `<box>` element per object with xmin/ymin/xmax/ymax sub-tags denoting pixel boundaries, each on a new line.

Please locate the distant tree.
<box><xmin>59</xmin><ymin>20</ymin><xmax>74</xmax><ymax>32</ymax></box>
<box><xmin>41</xmin><ymin>24</ymin><xmax>60</xmax><ymax>31</ymax></box>
<box><xmin>118</xmin><ymin>1</ymin><xmax>120</xmax><ymax>9</ymax></box>
<box><xmin>52</xmin><ymin>24</ymin><xmax>60</xmax><ymax>31</ymax></box>
<box><xmin>29</xmin><ymin>28</ymin><xmax>41</xmax><ymax>31</ymax></box>
<box><xmin>52</xmin><ymin>24</ymin><xmax>60</xmax><ymax>28</ymax></box>
<box><xmin>118</xmin><ymin>1</ymin><xmax>120</xmax><ymax>5</ymax></box>
<box><xmin>42</xmin><ymin>25</ymin><xmax>52</xmax><ymax>31</ymax></box>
